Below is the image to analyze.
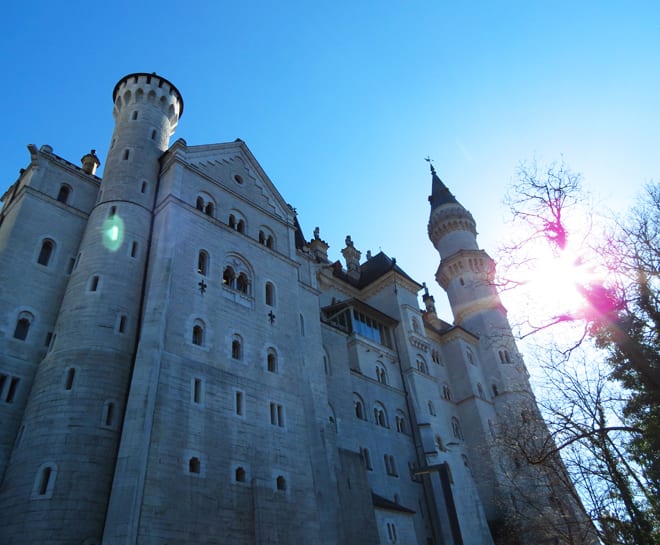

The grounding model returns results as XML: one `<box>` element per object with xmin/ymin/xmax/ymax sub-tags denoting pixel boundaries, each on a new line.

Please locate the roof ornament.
<box><xmin>425</xmin><ymin>155</ymin><xmax>436</xmax><ymax>176</ymax></box>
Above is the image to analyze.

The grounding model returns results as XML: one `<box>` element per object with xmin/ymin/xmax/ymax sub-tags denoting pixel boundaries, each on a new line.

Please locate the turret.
<box><xmin>0</xmin><ymin>73</ymin><xmax>183</xmax><ymax>545</ymax></box>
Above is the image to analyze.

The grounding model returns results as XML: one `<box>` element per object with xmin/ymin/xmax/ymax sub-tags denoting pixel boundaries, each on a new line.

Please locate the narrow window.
<box><xmin>132</xmin><ymin>110</ymin><xmax>138</xmax><ymax>120</ymax></box>
<box><xmin>235</xmin><ymin>390</ymin><xmax>244</xmax><ymax>416</ymax></box>
<box><xmin>44</xmin><ymin>332</ymin><xmax>53</xmax><ymax>347</ymax></box>
<box><xmin>104</xmin><ymin>402</ymin><xmax>115</xmax><ymax>427</ymax></box>
<box><xmin>65</xmin><ymin>368</ymin><xmax>75</xmax><ymax>390</ymax></box>
<box><xmin>270</xmin><ymin>402</ymin><xmax>284</xmax><ymax>427</ymax></box>
<box><xmin>109</xmin><ymin>206</ymin><xmax>116</xmax><ymax>217</ymax></box>
<box><xmin>299</xmin><ymin>314</ymin><xmax>305</xmax><ymax>336</ymax></box>
<box><xmin>492</xmin><ymin>384</ymin><xmax>499</xmax><ymax>397</ymax></box>
<box><xmin>192</xmin><ymin>324</ymin><xmax>204</xmax><ymax>346</ymax></box>
<box><xmin>196</xmin><ymin>197</ymin><xmax>204</xmax><ymax>211</ymax></box>
<box><xmin>123</xmin><ymin>149</ymin><xmax>130</xmax><ymax>160</ymax></box>
<box><xmin>66</xmin><ymin>257</ymin><xmax>75</xmax><ymax>274</ymax></box>
<box><xmin>228</xmin><ymin>214</ymin><xmax>236</xmax><ymax>229</ymax></box>
<box><xmin>189</xmin><ymin>457</ymin><xmax>200</xmax><ymax>474</ymax></box>
<box><xmin>193</xmin><ymin>378</ymin><xmax>202</xmax><ymax>404</ymax></box>
<box><xmin>236</xmin><ymin>273</ymin><xmax>249</xmax><ymax>294</ymax></box>
<box><xmin>37</xmin><ymin>239</ymin><xmax>54</xmax><ymax>266</ymax></box>
<box><xmin>57</xmin><ymin>185</ymin><xmax>71</xmax><ymax>204</ymax></box>
<box><xmin>236</xmin><ymin>220</ymin><xmax>245</xmax><ymax>234</ymax></box>
<box><xmin>74</xmin><ymin>252</ymin><xmax>82</xmax><ymax>270</ymax></box>
<box><xmin>205</xmin><ymin>202</ymin><xmax>214</xmax><ymax>217</ymax></box>
<box><xmin>118</xmin><ymin>315</ymin><xmax>127</xmax><ymax>333</ymax></box>
<box><xmin>231</xmin><ymin>337</ymin><xmax>242</xmax><ymax>360</ymax></box>
<box><xmin>198</xmin><ymin>251</ymin><xmax>208</xmax><ymax>275</ymax></box>
<box><xmin>0</xmin><ymin>374</ymin><xmax>6</xmax><ymax>398</ymax></box>
<box><xmin>451</xmin><ymin>417</ymin><xmax>464</xmax><ymax>440</ymax></box>
<box><xmin>89</xmin><ymin>275</ymin><xmax>99</xmax><ymax>292</ymax></box>
<box><xmin>38</xmin><ymin>466</ymin><xmax>52</xmax><ymax>495</ymax></box>
<box><xmin>266</xmin><ymin>236</ymin><xmax>274</xmax><ymax>249</ymax></box>
<box><xmin>130</xmin><ymin>241</ymin><xmax>138</xmax><ymax>258</ymax></box>
<box><xmin>259</xmin><ymin>231</ymin><xmax>266</xmax><ymax>244</ymax></box>
<box><xmin>6</xmin><ymin>377</ymin><xmax>19</xmax><ymax>403</ymax></box>
<box><xmin>235</xmin><ymin>467</ymin><xmax>246</xmax><ymax>482</ymax></box>
<box><xmin>150</xmin><ymin>130</ymin><xmax>157</xmax><ymax>140</ymax></box>
<box><xmin>267</xmin><ymin>351</ymin><xmax>277</xmax><ymax>373</ymax></box>
<box><xmin>265</xmin><ymin>282</ymin><xmax>274</xmax><ymax>306</ymax></box>
<box><xmin>140</xmin><ymin>181</ymin><xmax>148</xmax><ymax>193</ymax></box>
<box><xmin>276</xmin><ymin>475</ymin><xmax>286</xmax><ymax>491</ymax></box>
<box><xmin>361</xmin><ymin>447</ymin><xmax>373</xmax><ymax>470</ymax></box>
<box><xmin>428</xmin><ymin>400</ymin><xmax>436</xmax><ymax>416</ymax></box>
<box><xmin>13</xmin><ymin>314</ymin><xmax>32</xmax><ymax>341</ymax></box>
<box><xmin>223</xmin><ymin>266</ymin><xmax>235</xmax><ymax>288</ymax></box>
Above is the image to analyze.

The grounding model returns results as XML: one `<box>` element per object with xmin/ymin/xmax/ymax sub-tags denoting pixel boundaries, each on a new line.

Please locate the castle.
<box><xmin>0</xmin><ymin>73</ymin><xmax>592</xmax><ymax>545</ymax></box>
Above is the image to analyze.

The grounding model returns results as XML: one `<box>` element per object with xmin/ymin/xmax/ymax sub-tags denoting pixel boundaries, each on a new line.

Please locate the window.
<box><xmin>37</xmin><ymin>239</ymin><xmax>54</xmax><ymax>266</ymax></box>
<box><xmin>265</xmin><ymin>282</ymin><xmax>275</xmax><ymax>306</ymax></box>
<box><xmin>276</xmin><ymin>475</ymin><xmax>286</xmax><ymax>491</ymax></box>
<box><xmin>188</xmin><ymin>457</ymin><xmax>201</xmax><ymax>474</ymax></box>
<box><xmin>150</xmin><ymin>130</ymin><xmax>157</xmax><ymax>141</ymax></box>
<box><xmin>13</xmin><ymin>312</ymin><xmax>33</xmax><ymax>341</ymax></box>
<box><xmin>234</xmin><ymin>174</ymin><xmax>244</xmax><ymax>185</ymax></box>
<box><xmin>428</xmin><ymin>400</ymin><xmax>436</xmax><ymax>416</ymax></box>
<box><xmin>33</xmin><ymin>464</ymin><xmax>57</xmax><ymax>498</ymax></box>
<box><xmin>228</xmin><ymin>212</ymin><xmax>246</xmax><ymax>233</ymax></box>
<box><xmin>270</xmin><ymin>402</ymin><xmax>284</xmax><ymax>427</ymax></box>
<box><xmin>89</xmin><ymin>275</ymin><xmax>100</xmax><ymax>292</ymax></box>
<box><xmin>1</xmin><ymin>375</ymin><xmax>20</xmax><ymax>403</ymax></box>
<box><xmin>66</xmin><ymin>258</ymin><xmax>75</xmax><ymax>274</ymax></box>
<box><xmin>354</xmin><ymin>394</ymin><xmax>366</xmax><ymax>420</ymax></box>
<box><xmin>132</xmin><ymin>110</ymin><xmax>138</xmax><ymax>120</ymax></box>
<box><xmin>323</xmin><ymin>354</ymin><xmax>331</xmax><ymax>375</ymax></box>
<box><xmin>300</xmin><ymin>314</ymin><xmax>305</xmax><ymax>336</ymax></box>
<box><xmin>395</xmin><ymin>411</ymin><xmax>407</xmax><ymax>433</ymax></box>
<box><xmin>64</xmin><ymin>368</ymin><xmax>75</xmax><ymax>390</ymax></box>
<box><xmin>236</xmin><ymin>273</ymin><xmax>249</xmax><ymax>294</ymax></box>
<box><xmin>198</xmin><ymin>250</ymin><xmax>209</xmax><ymax>275</ymax></box>
<box><xmin>204</xmin><ymin>202</ymin><xmax>214</xmax><ymax>217</ymax></box>
<box><xmin>384</xmin><ymin>454</ymin><xmax>398</xmax><ymax>476</ymax></box>
<box><xmin>236</xmin><ymin>220</ymin><xmax>245</xmax><ymax>233</ymax></box>
<box><xmin>451</xmin><ymin>417</ymin><xmax>463</xmax><ymax>440</ymax></box>
<box><xmin>123</xmin><ymin>149</ymin><xmax>130</xmax><ymax>160</ymax></box>
<box><xmin>235</xmin><ymin>466</ymin><xmax>246</xmax><ymax>482</ymax></box>
<box><xmin>374</xmin><ymin>403</ymin><xmax>388</xmax><ymax>428</ymax></box>
<box><xmin>477</xmin><ymin>383</ymin><xmax>485</xmax><ymax>399</ymax></box>
<box><xmin>492</xmin><ymin>384</ymin><xmax>499</xmax><ymax>397</ymax></box>
<box><xmin>267</xmin><ymin>349</ymin><xmax>278</xmax><ymax>373</ymax></box>
<box><xmin>431</xmin><ymin>349</ymin><xmax>441</xmax><ymax>364</ymax></box>
<box><xmin>196</xmin><ymin>197</ymin><xmax>204</xmax><ymax>211</ymax></box>
<box><xmin>416</xmin><ymin>355</ymin><xmax>428</xmax><ymax>375</ymax></box>
<box><xmin>118</xmin><ymin>315</ymin><xmax>127</xmax><ymax>334</ymax></box>
<box><xmin>412</xmin><ymin>317</ymin><xmax>420</xmax><ymax>333</ymax></box>
<box><xmin>442</xmin><ymin>385</ymin><xmax>452</xmax><ymax>401</ymax></box>
<box><xmin>57</xmin><ymin>184</ymin><xmax>71</xmax><ymax>204</ymax></box>
<box><xmin>103</xmin><ymin>401</ymin><xmax>115</xmax><ymax>427</ymax></box>
<box><xmin>360</xmin><ymin>447</ymin><xmax>373</xmax><ymax>470</ymax></box>
<box><xmin>192</xmin><ymin>378</ymin><xmax>203</xmax><ymax>404</ymax></box>
<box><xmin>499</xmin><ymin>349</ymin><xmax>512</xmax><ymax>364</ymax></box>
<box><xmin>192</xmin><ymin>320</ymin><xmax>205</xmax><ymax>346</ymax></box>
<box><xmin>376</xmin><ymin>363</ymin><xmax>387</xmax><ymax>385</ymax></box>
<box><xmin>130</xmin><ymin>241</ymin><xmax>138</xmax><ymax>258</ymax></box>
<box><xmin>140</xmin><ymin>181</ymin><xmax>148</xmax><ymax>193</ymax></box>
<box><xmin>235</xmin><ymin>390</ymin><xmax>244</xmax><ymax>416</ymax></box>
<box><xmin>466</xmin><ymin>348</ymin><xmax>475</xmax><ymax>365</ymax></box>
<box><xmin>109</xmin><ymin>206</ymin><xmax>116</xmax><ymax>217</ymax></box>
<box><xmin>231</xmin><ymin>335</ymin><xmax>242</xmax><ymax>360</ymax></box>
<box><xmin>223</xmin><ymin>266</ymin><xmax>235</xmax><ymax>288</ymax></box>
<box><xmin>259</xmin><ymin>230</ymin><xmax>275</xmax><ymax>249</ymax></box>
<box><xmin>387</xmin><ymin>522</ymin><xmax>398</xmax><ymax>543</ymax></box>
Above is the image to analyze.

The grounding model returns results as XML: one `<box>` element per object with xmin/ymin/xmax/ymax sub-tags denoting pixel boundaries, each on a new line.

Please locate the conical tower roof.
<box><xmin>428</xmin><ymin>164</ymin><xmax>459</xmax><ymax>209</ymax></box>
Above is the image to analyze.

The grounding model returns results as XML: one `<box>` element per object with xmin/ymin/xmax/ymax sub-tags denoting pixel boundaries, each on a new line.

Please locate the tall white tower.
<box><xmin>0</xmin><ymin>73</ymin><xmax>183</xmax><ymax>545</ymax></box>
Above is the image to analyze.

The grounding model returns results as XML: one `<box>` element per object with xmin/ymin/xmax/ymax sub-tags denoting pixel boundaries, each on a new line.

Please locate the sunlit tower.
<box><xmin>0</xmin><ymin>73</ymin><xmax>183</xmax><ymax>544</ymax></box>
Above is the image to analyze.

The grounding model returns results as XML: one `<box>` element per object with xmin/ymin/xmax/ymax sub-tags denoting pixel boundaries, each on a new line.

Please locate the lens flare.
<box><xmin>102</xmin><ymin>215</ymin><xmax>124</xmax><ymax>252</ymax></box>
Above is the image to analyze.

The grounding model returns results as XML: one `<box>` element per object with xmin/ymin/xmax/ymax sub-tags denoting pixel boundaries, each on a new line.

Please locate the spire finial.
<box><xmin>425</xmin><ymin>156</ymin><xmax>436</xmax><ymax>176</ymax></box>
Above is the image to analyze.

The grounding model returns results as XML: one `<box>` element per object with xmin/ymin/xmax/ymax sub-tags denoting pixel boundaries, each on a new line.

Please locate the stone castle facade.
<box><xmin>0</xmin><ymin>73</ymin><xmax>592</xmax><ymax>545</ymax></box>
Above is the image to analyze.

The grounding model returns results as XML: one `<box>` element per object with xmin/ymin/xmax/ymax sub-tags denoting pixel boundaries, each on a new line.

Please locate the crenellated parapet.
<box><xmin>112</xmin><ymin>72</ymin><xmax>183</xmax><ymax>126</ymax></box>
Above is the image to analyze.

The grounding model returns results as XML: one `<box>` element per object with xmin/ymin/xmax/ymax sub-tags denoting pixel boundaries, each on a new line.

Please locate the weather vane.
<box><xmin>424</xmin><ymin>156</ymin><xmax>436</xmax><ymax>175</ymax></box>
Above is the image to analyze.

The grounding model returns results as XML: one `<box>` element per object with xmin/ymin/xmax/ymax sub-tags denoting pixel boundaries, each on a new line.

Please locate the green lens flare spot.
<box><xmin>102</xmin><ymin>215</ymin><xmax>125</xmax><ymax>252</ymax></box>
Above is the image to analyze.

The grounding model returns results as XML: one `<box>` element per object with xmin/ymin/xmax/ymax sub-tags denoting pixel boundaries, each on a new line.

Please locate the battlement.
<box><xmin>112</xmin><ymin>72</ymin><xmax>183</xmax><ymax>120</ymax></box>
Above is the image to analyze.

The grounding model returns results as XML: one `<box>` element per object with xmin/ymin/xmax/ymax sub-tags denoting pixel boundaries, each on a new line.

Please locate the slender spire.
<box><xmin>426</xmin><ymin>159</ymin><xmax>458</xmax><ymax>209</ymax></box>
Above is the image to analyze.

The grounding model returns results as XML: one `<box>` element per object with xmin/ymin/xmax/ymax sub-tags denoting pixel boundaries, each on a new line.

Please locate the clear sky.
<box><xmin>1</xmin><ymin>1</ymin><xmax>658</xmax><ymax>321</ymax></box>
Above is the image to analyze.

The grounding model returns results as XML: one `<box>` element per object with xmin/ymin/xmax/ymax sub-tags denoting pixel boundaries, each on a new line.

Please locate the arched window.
<box><xmin>236</xmin><ymin>273</ymin><xmax>249</xmax><ymax>295</ymax></box>
<box><xmin>442</xmin><ymin>385</ymin><xmax>452</xmax><ymax>401</ymax></box>
<box><xmin>188</xmin><ymin>457</ymin><xmax>201</xmax><ymax>474</ymax></box>
<box><xmin>266</xmin><ymin>235</ymin><xmax>274</xmax><ymax>249</ymax></box>
<box><xmin>236</xmin><ymin>219</ymin><xmax>245</xmax><ymax>234</ymax></box>
<box><xmin>223</xmin><ymin>266</ymin><xmax>236</xmax><ymax>288</ymax></box>
<box><xmin>395</xmin><ymin>410</ymin><xmax>407</xmax><ymax>433</ymax></box>
<box><xmin>235</xmin><ymin>467</ymin><xmax>246</xmax><ymax>482</ymax></box>
<box><xmin>416</xmin><ymin>355</ymin><xmax>428</xmax><ymax>375</ymax></box>
<box><xmin>37</xmin><ymin>239</ymin><xmax>55</xmax><ymax>266</ymax></box>
<box><xmin>231</xmin><ymin>335</ymin><xmax>242</xmax><ymax>360</ymax></box>
<box><xmin>196</xmin><ymin>197</ymin><xmax>204</xmax><ymax>211</ymax></box>
<box><xmin>228</xmin><ymin>214</ymin><xmax>236</xmax><ymax>229</ymax></box>
<box><xmin>374</xmin><ymin>402</ymin><xmax>388</xmax><ymax>428</ymax></box>
<box><xmin>259</xmin><ymin>230</ymin><xmax>266</xmax><ymax>244</ymax></box>
<box><xmin>451</xmin><ymin>417</ymin><xmax>464</xmax><ymax>440</ymax></box>
<box><xmin>57</xmin><ymin>184</ymin><xmax>71</xmax><ymax>204</ymax></box>
<box><xmin>204</xmin><ymin>202</ymin><xmax>214</xmax><ymax>217</ymax></box>
<box><xmin>265</xmin><ymin>282</ymin><xmax>275</xmax><ymax>306</ymax></box>
<box><xmin>354</xmin><ymin>393</ymin><xmax>366</xmax><ymax>420</ymax></box>
<box><xmin>276</xmin><ymin>475</ymin><xmax>287</xmax><ymax>491</ymax></box>
<box><xmin>267</xmin><ymin>349</ymin><xmax>277</xmax><ymax>373</ymax></box>
<box><xmin>376</xmin><ymin>363</ymin><xmax>387</xmax><ymax>385</ymax></box>
<box><xmin>499</xmin><ymin>349</ymin><xmax>512</xmax><ymax>364</ymax></box>
<box><xmin>192</xmin><ymin>320</ymin><xmax>205</xmax><ymax>346</ymax></box>
<box><xmin>13</xmin><ymin>311</ymin><xmax>33</xmax><ymax>341</ymax></box>
<box><xmin>198</xmin><ymin>250</ymin><xmax>209</xmax><ymax>275</ymax></box>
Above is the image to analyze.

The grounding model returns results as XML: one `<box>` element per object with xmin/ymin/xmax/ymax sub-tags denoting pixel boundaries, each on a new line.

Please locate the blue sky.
<box><xmin>1</xmin><ymin>1</ymin><xmax>658</xmax><ymax>320</ymax></box>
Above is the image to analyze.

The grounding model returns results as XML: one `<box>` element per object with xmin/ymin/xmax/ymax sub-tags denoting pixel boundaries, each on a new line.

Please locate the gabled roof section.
<box><xmin>428</xmin><ymin>164</ymin><xmax>459</xmax><ymax>210</ymax></box>
<box><xmin>331</xmin><ymin>251</ymin><xmax>421</xmax><ymax>290</ymax></box>
<box><xmin>164</xmin><ymin>138</ymin><xmax>295</xmax><ymax>221</ymax></box>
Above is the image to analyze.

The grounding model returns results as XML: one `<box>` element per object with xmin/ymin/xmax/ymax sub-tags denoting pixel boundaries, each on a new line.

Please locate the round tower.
<box><xmin>0</xmin><ymin>73</ymin><xmax>183</xmax><ymax>545</ymax></box>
